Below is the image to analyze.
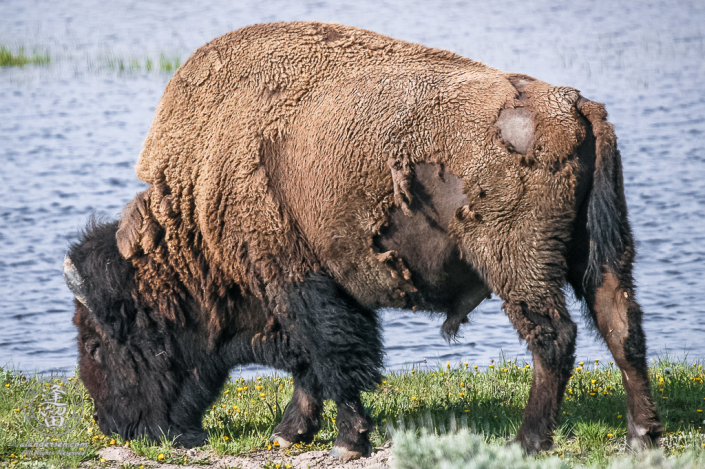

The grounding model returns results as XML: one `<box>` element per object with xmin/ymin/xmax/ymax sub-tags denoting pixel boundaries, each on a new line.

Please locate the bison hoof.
<box><xmin>626</xmin><ymin>414</ymin><xmax>662</xmax><ymax>451</ymax></box>
<box><xmin>174</xmin><ymin>430</ymin><xmax>208</xmax><ymax>448</ymax></box>
<box><xmin>512</xmin><ymin>434</ymin><xmax>552</xmax><ymax>455</ymax></box>
<box><xmin>329</xmin><ymin>446</ymin><xmax>365</xmax><ymax>460</ymax></box>
<box><xmin>627</xmin><ymin>427</ymin><xmax>661</xmax><ymax>451</ymax></box>
<box><xmin>269</xmin><ymin>434</ymin><xmax>293</xmax><ymax>449</ymax></box>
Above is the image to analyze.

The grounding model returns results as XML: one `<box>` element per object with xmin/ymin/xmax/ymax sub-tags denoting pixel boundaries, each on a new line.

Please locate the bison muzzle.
<box><xmin>65</xmin><ymin>22</ymin><xmax>662</xmax><ymax>457</ymax></box>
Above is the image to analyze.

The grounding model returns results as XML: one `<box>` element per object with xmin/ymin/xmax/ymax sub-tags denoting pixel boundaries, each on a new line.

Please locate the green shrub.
<box><xmin>392</xmin><ymin>430</ymin><xmax>705</xmax><ymax>469</ymax></box>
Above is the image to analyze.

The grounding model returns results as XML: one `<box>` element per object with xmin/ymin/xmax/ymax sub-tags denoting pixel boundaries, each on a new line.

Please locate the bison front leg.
<box><xmin>271</xmin><ymin>372</ymin><xmax>323</xmax><ymax>447</ymax></box>
<box><xmin>329</xmin><ymin>394</ymin><xmax>375</xmax><ymax>460</ymax></box>
<box><xmin>504</xmin><ymin>296</ymin><xmax>577</xmax><ymax>453</ymax></box>
<box><xmin>259</xmin><ymin>273</ymin><xmax>383</xmax><ymax>459</ymax></box>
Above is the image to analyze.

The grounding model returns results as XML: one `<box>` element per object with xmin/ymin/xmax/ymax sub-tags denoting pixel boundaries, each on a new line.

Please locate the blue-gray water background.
<box><xmin>1</xmin><ymin>0</ymin><xmax>704</xmax><ymax>377</ymax></box>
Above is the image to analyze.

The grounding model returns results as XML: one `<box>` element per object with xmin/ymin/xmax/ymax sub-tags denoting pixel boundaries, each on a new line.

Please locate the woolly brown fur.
<box><xmin>68</xmin><ymin>21</ymin><xmax>662</xmax><ymax>456</ymax></box>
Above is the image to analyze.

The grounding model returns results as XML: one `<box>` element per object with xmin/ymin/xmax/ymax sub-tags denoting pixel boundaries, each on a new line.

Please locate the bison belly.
<box><xmin>375</xmin><ymin>163</ymin><xmax>492</xmax><ymax>337</ymax></box>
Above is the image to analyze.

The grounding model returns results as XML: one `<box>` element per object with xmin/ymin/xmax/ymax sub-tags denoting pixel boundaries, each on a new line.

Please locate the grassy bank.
<box><xmin>1</xmin><ymin>359</ymin><xmax>703</xmax><ymax>467</ymax></box>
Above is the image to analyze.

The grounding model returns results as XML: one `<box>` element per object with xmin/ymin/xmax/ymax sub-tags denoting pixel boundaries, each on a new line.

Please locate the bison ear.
<box><xmin>84</xmin><ymin>340</ymin><xmax>101</xmax><ymax>364</ymax></box>
<box><xmin>116</xmin><ymin>190</ymin><xmax>150</xmax><ymax>259</ymax></box>
<box><xmin>63</xmin><ymin>253</ymin><xmax>89</xmax><ymax>309</ymax></box>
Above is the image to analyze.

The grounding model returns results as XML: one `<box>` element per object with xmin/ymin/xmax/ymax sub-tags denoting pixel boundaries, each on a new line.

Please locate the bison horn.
<box><xmin>63</xmin><ymin>253</ymin><xmax>89</xmax><ymax>308</ymax></box>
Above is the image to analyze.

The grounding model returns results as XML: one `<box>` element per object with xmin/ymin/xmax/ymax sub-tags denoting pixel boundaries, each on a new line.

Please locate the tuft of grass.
<box><xmin>0</xmin><ymin>46</ymin><xmax>50</xmax><ymax>67</ymax></box>
<box><xmin>159</xmin><ymin>53</ymin><xmax>180</xmax><ymax>72</ymax></box>
<box><xmin>100</xmin><ymin>53</ymin><xmax>180</xmax><ymax>73</ymax></box>
<box><xmin>1</xmin><ymin>359</ymin><xmax>704</xmax><ymax>467</ymax></box>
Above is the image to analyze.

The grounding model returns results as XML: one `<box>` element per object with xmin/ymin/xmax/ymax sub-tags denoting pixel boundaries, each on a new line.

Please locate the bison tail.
<box><xmin>577</xmin><ymin>98</ymin><xmax>634</xmax><ymax>290</ymax></box>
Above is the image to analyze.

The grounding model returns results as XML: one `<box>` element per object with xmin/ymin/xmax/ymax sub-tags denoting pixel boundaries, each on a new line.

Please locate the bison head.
<box><xmin>65</xmin><ymin>219</ymin><xmax>230</xmax><ymax>447</ymax></box>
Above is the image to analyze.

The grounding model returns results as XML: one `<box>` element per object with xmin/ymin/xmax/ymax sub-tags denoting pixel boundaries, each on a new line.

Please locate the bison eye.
<box><xmin>85</xmin><ymin>341</ymin><xmax>101</xmax><ymax>364</ymax></box>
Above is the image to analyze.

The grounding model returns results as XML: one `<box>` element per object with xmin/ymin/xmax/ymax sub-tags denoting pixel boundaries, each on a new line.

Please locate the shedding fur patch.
<box><xmin>116</xmin><ymin>190</ymin><xmax>150</xmax><ymax>259</ymax></box>
<box><xmin>496</xmin><ymin>108</ymin><xmax>535</xmax><ymax>154</ymax></box>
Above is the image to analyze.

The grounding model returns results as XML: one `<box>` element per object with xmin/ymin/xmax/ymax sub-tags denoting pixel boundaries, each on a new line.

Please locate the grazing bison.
<box><xmin>64</xmin><ymin>21</ymin><xmax>661</xmax><ymax>457</ymax></box>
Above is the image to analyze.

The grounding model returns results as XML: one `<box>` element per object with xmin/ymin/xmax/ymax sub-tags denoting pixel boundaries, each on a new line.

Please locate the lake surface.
<box><xmin>1</xmin><ymin>0</ymin><xmax>704</xmax><ymax>377</ymax></box>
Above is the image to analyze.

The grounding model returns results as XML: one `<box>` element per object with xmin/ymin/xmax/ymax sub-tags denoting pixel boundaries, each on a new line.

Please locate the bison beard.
<box><xmin>66</xmin><ymin>22</ymin><xmax>661</xmax><ymax>458</ymax></box>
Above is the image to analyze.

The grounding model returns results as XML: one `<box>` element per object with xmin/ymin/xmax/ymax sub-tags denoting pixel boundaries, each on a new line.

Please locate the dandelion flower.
<box><xmin>578</xmin><ymin>362</ymin><xmax>584</xmax><ymax>366</ymax></box>
<box><xmin>223</xmin><ymin>436</ymin><xmax>229</xmax><ymax>441</ymax></box>
<box><xmin>158</xmin><ymin>454</ymin><xmax>165</xmax><ymax>460</ymax></box>
<box><xmin>607</xmin><ymin>433</ymin><xmax>613</xmax><ymax>438</ymax></box>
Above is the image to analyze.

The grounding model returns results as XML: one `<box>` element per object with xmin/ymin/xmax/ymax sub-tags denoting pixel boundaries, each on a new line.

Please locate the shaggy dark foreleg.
<box><xmin>258</xmin><ymin>273</ymin><xmax>384</xmax><ymax>457</ymax></box>
<box><xmin>582</xmin><ymin>272</ymin><xmax>661</xmax><ymax>449</ymax></box>
<box><xmin>271</xmin><ymin>372</ymin><xmax>323</xmax><ymax>447</ymax></box>
<box><xmin>330</xmin><ymin>394</ymin><xmax>375</xmax><ymax>460</ymax></box>
<box><xmin>504</xmin><ymin>299</ymin><xmax>577</xmax><ymax>454</ymax></box>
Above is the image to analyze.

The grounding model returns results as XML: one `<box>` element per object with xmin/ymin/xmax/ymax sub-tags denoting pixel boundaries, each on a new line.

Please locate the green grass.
<box><xmin>98</xmin><ymin>53</ymin><xmax>179</xmax><ymax>73</ymax></box>
<box><xmin>1</xmin><ymin>359</ymin><xmax>703</xmax><ymax>467</ymax></box>
<box><xmin>0</xmin><ymin>46</ymin><xmax>50</xmax><ymax>67</ymax></box>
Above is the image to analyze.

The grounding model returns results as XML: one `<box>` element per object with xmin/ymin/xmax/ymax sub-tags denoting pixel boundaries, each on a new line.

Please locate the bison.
<box><xmin>64</xmin><ymin>21</ymin><xmax>662</xmax><ymax>458</ymax></box>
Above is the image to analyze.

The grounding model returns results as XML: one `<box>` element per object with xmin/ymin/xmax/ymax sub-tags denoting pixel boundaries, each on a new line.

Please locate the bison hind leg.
<box><xmin>504</xmin><ymin>296</ymin><xmax>577</xmax><ymax>454</ymax></box>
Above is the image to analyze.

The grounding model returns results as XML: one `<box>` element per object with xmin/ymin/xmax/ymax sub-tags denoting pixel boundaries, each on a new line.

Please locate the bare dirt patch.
<box><xmin>96</xmin><ymin>443</ymin><xmax>392</xmax><ymax>469</ymax></box>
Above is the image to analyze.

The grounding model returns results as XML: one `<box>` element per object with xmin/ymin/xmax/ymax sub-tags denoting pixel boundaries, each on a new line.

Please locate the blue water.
<box><xmin>1</xmin><ymin>0</ymin><xmax>704</xmax><ymax>377</ymax></box>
